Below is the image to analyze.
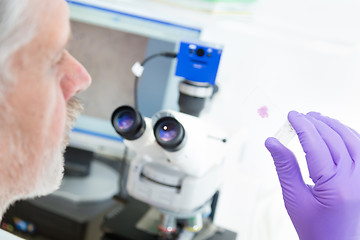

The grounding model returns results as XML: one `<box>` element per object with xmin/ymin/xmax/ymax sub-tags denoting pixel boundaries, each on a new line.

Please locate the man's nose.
<box><xmin>61</xmin><ymin>51</ymin><xmax>91</xmax><ymax>101</ymax></box>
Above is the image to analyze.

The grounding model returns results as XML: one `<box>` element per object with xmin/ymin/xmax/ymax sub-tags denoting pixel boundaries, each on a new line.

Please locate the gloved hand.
<box><xmin>265</xmin><ymin>111</ymin><xmax>360</xmax><ymax>240</ymax></box>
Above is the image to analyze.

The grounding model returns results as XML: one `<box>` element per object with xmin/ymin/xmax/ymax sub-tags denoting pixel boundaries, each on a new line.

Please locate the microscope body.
<box><xmin>127</xmin><ymin>111</ymin><xmax>225</xmax><ymax>204</ymax></box>
<box><xmin>126</xmin><ymin>142</ymin><xmax>224</xmax><ymax>214</ymax></box>
<box><xmin>112</xmin><ymin>107</ymin><xmax>227</xmax><ymax>237</ymax></box>
<box><xmin>109</xmin><ymin>40</ymin><xmax>229</xmax><ymax>239</ymax></box>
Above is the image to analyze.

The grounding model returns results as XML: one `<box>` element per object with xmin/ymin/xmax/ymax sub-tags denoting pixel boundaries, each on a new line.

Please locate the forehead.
<box><xmin>10</xmin><ymin>0</ymin><xmax>70</xmax><ymax>74</ymax></box>
<box><xmin>31</xmin><ymin>0</ymin><xmax>70</xmax><ymax>53</ymax></box>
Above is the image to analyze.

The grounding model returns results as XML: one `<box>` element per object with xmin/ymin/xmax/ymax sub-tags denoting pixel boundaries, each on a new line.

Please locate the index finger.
<box><xmin>289</xmin><ymin>111</ymin><xmax>336</xmax><ymax>183</ymax></box>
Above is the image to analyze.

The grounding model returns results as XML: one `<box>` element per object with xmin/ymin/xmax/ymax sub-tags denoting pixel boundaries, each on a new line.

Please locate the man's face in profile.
<box><xmin>0</xmin><ymin>0</ymin><xmax>91</xmax><ymax>203</ymax></box>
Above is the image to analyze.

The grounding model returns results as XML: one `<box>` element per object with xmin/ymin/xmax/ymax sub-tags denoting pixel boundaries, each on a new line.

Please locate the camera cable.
<box><xmin>132</xmin><ymin>52</ymin><xmax>178</xmax><ymax>110</ymax></box>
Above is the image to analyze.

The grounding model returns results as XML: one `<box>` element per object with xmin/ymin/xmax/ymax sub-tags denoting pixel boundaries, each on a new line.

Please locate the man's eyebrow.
<box><xmin>52</xmin><ymin>32</ymin><xmax>71</xmax><ymax>60</ymax></box>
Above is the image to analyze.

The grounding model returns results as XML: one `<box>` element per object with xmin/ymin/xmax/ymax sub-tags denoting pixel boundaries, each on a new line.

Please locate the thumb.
<box><xmin>265</xmin><ymin>137</ymin><xmax>308</xmax><ymax>211</ymax></box>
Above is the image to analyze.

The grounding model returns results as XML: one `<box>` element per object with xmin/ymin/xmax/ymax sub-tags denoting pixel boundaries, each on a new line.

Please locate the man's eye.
<box><xmin>53</xmin><ymin>50</ymin><xmax>67</xmax><ymax>66</ymax></box>
<box><xmin>56</xmin><ymin>52</ymin><xmax>65</xmax><ymax>64</ymax></box>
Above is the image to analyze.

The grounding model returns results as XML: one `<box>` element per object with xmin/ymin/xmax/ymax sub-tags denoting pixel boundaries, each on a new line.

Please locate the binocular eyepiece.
<box><xmin>153</xmin><ymin>113</ymin><xmax>185</xmax><ymax>151</ymax></box>
<box><xmin>111</xmin><ymin>106</ymin><xmax>146</xmax><ymax>141</ymax></box>
<box><xmin>111</xmin><ymin>106</ymin><xmax>186</xmax><ymax>151</ymax></box>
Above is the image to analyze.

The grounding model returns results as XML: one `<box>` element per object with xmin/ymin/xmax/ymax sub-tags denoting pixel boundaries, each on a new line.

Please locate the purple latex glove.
<box><xmin>265</xmin><ymin>111</ymin><xmax>360</xmax><ymax>240</ymax></box>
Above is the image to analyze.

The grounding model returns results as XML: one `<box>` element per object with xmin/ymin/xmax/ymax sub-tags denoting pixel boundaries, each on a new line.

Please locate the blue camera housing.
<box><xmin>175</xmin><ymin>41</ymin><xmax>223</xmax><ymax>85</ymax></box>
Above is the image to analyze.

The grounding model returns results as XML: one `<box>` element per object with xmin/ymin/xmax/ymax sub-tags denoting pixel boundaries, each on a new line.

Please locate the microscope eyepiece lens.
<box><xmin>117</xmin><ymin>112</ymin><xmax>135</xmax><ymax>130</ymax></box>
<box><xmin>158</xmin><ymin>122</ymin><xmax>178</xmax><ymax>142</ymax></box>
<box><xmin>111</xmin><ymin>106</ymin><xmax>146</xmax><ymax>140</ymax></box>
<box><xmin>154</xmin><ymin>117</ymin><xmax>185</xmax><ymax>151</ymax></box>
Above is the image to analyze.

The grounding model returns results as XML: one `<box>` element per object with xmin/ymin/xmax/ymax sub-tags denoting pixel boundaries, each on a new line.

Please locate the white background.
<box><xmin>200</xmin><ymin>0</ymin><xmax>360</xmax><ymax>239</ymax></box>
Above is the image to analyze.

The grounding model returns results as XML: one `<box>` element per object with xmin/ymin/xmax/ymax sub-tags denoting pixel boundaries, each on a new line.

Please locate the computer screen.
<box><xmin>66</xmin><ymin>0</ymin><xmax>201</xmax><ymax>157</ymax></box>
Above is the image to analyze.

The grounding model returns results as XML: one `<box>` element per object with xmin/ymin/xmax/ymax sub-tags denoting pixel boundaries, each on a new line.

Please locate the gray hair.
<box><xmin>0</xmin><ymin>1</ymin><xmax>38</xmax><ymax>91</ymax></box>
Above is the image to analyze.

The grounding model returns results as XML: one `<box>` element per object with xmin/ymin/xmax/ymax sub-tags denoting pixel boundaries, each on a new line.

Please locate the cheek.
<box><xmin>50</xmin><ymin>90</ymin><xmax>67</xmax><ymax>144</ymax></box>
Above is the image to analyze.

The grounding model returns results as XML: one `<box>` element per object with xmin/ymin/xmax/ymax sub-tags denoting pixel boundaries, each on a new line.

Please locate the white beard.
<box><xmin>0</xmin><ymin>97</ymin><xmax>83</xmax><ymax>217</ymax></box>
<box><xmin>25</xmin><ymin>143</ymin><xmax>65</xmax><ymax>198</ymax></box>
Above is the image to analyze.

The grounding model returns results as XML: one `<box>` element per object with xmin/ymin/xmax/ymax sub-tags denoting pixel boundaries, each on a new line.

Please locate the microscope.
<box><xmin>102</xmin><ymin>41</ymin><xmax>237</xmax><ymax>240</ymax></box>
<box><xmin>111</xmin><ymin>106</ymin><xmax>227</xmax><ymax>239</ymax></box>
